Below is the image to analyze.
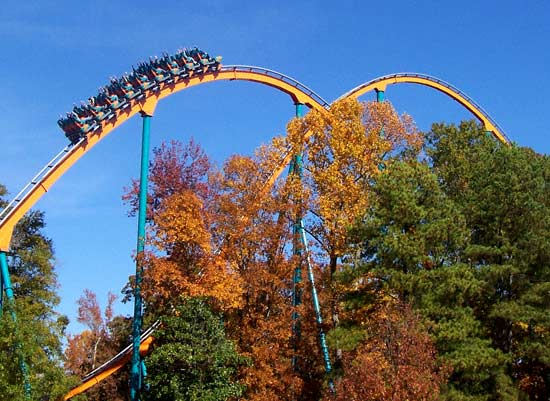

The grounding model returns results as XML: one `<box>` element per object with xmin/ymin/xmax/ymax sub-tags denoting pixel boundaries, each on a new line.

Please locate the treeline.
<box><xmin>329</xmin><ymin>120</ymin><xmax>550</xmax><ymax>400</ymax></box>
<box><xmin>0</xmin><ymin>97</ymin><xmax>548</xmax><ymax>401</ymax></box>
<box><xmin>0</xmin><ymin>186</ymin><xmax>73</xmax><ymax>400</ymax></box>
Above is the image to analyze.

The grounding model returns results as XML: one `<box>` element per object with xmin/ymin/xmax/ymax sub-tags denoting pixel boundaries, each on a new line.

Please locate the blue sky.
<box><xmin>0</xmin><ymin>1</ymin><xmax>548</xmax><ymax>335</ymax></box>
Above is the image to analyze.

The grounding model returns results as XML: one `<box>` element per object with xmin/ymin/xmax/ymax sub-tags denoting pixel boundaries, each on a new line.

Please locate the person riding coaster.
<box><xmin>158</xmin><ymin>55</ymin><xmax>189</xmax><ymax>79</ymax></box>
<box><xmin>109</xmin><ymin>77</ymin><xmax>144</xmax><ymax>101</ymax></box>
<box><xmin>151</xmin><ymin>66</ymin><xmax>174</xmax><ymax>84</ymax></box>
<box><xmin>95</xmin><ymin>88</ymin><xmax>129</xmax><ymax>110</ymax></box>
<box><xmin>173</xmin><ymin>49</ymin><xmax>201</xmax><ymax>75</ymax></box>
<box><xmin>188</xmin><ymin>47</ymin><xmax>221</xmax><ymax>73</ymax></box>
<box><xmin>129</xmin><ymin>68</ymin><xmax>158</xmax><ymax>91</ymax></box>
<box><xmin>56</xmin><ymin>117</ymin><xmax>86</xmax><ymax>144</ymax></box>
<box><xmin>86</xmin><ymin>97</ymin><xmax>115</xmax><ymax>121</ymax></box>
<box><xmin>71</xmin><ymin>104</ymin><xmax>94</xmax><ymax>121</ymax></box>
<box><xmin>57</xmin><ymin>112</ymin><xmax>98</xmax><ymax>139</ymax></box>
<box><xmin>146</xmin><ymin>58</ymin><xmax>175</xmax><ymax>84</ymax></box>
<box><xmin>135</xmin><ymin>61</ymin><xmax>172</xmax><ymax>85</ymax></box>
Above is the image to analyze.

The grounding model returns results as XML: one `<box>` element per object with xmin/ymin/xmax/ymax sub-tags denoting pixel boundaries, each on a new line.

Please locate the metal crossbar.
<box><xmin>223</xmin><ymin>65</ymin><xmax>330</xmax><ymax>109</ymax></box>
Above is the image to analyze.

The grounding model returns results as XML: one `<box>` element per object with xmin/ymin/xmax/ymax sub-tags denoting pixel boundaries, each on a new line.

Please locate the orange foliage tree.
<box><xmin>121</xmin><ymin>98</ymin><xmax>424</xmax><ymax>400</ymax></box>
<box><xmin>124</xmin><ymin>139</ymin><xmax>305</xmax><ymax>400</ymax></box>
<box><xmin>209</xmin><ymin>150</ymin><xmax>305</xmax><ymax>400</ymax></box>
<box><xmin>324</xmin><ymin>303</ymin><xmax>448</xmax><ymax>401</ymax></box>
<box><xmin>123</xmin><ymin>139</ymin><xmax>243</xmax><ymax>311</ymax></box>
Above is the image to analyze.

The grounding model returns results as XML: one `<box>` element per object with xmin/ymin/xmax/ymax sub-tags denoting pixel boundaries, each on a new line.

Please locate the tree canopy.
<box><xmin>335</xmin><ymin>120</ymin><xmax>550</xmax><ymax>400</ymax></box>
<box><xmin>60</xmin><ymin>99</ymin><xmax>549</xmax><ymax>401</ymax></box>
<box><xmin>0</xmin><ymin>185</ymin><xmax>73</xmax><ymax>401</ymax></box>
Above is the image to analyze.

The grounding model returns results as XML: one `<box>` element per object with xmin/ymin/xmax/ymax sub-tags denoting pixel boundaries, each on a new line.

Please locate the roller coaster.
<box><xmin>0</xmin><ymin>47</ymin><xmax>510</xmax><ymax>401</ymax></box>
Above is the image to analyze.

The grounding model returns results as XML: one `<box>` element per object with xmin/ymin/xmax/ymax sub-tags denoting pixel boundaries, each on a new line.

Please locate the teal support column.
<box><xmin>0</xmin><ymin>251</ymin><xmax>31</xmax><ymax>398</ymax></box>
<box><xmin>291</xmin><ymin>104</ymin><xmax>304</xmax><ymax>368</ymax></box>
<box><xmin>295</xmin><ymin>103</ymin><xmax>304</xmax><ymax>118</ymax></box>
<box><xmin>297</xmin><ymin>221</ymin><xmax>332</xmax><ymax>376</ymax></box>
<box><xmin>291</xmin><ymin>153</ymin><xmax>303</xmax><ymax>315</ymax></box>
<box><xmin>0</xmin><ymin>252</ymin><xmax>15</xmax><ymax>302</ymax></box>
<box><xmin>130</xmin><ymin>113</ymin><xmax>151</xmax><ymax>401</ymax></box>
<box><xmin>291</xmin><ymin>103</ymin><xmax>333</xmax><ymax>381</ymax></box>
<box><xmin>376</xmin><ymin>88</ymin><xmax>386</xmax><ymax>173</ymax></box>
<box><xmin>0</xmin><ymin>265</ymin><xmax>3</xmax><ymax>314</ymax></box>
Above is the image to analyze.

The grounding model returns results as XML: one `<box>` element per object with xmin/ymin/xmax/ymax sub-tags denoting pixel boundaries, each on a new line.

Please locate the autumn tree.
<box><xmin>325</xmin><ymin>303</ymin><xmax>447</xmax><ymax>401</ymax></box>
<box><xmin>285</xmin><ymin>98</ymin><xmax>422</xmax><ymax>277</ymax></box>
<box><xmin>211</xmin><ymin>151</ymin><xmax>306</xmax><ymax>401</ymax></box>
<box><xmin>65</xmin><ymin>289</ymin><xmax>132</xmax><ymax>401</ymax></box>
<box><xmin>276</xmin><ymin>98</ymin><xmax>424</xmax><ymax>390</ymax></box>
<box><xmin>122</xmin><ymin>139</ymin><xmax>245</xmax><ymax>313</ymax></box>
<box><xmin>123</xmin><ymin>138</ymin><xmax>211</xmax><ymax>219</ymax></box>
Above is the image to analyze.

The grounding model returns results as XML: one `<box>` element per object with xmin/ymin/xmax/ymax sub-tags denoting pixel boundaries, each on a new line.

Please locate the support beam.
<box><xmin>298</xmin><ymin>221</ymin><xmax>332</xmax><ymax>376</ymax></box>
<box><xmin>130</xmin><ymin>113</ymin><xmax>151</xmax><ymax>401</ymax></box>
<box><xmin>376</xmin><ymin>88</ymin><xmax>386</xmax><ymax>145</ymax></box>
<box><xmin>0</xmin><ymin>264</ymin><xmax>3</xmax><ymax>314</ymax></box>
<box><xmin>0</xmin><ymin>251</ymin><xmax>31</xmax><ymax>398</ymax></box>
<box><xmin>290</xmin><ymin>103</ymin><xmax>333</xmax><ymax>381</ymax></box>
<box><xmin>291</xmin><ymin>104</ymin><xmax>304</xmax><ymax>369</ymax></box>
<box><xmin>0</xmin><ymin>252</ymin><xmax>15</xmax><ymax>301</ymax></box>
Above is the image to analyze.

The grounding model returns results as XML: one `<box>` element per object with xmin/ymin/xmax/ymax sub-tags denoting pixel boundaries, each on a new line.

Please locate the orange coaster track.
<box><xmin>63</xmin><ymin>321</ymin><xmax>159</xmax><ymax>400</ymax></box>
<box><xmin>0</xmin><ymin>65</ymin><xmax>330</xmax><ymax>252</ymax></box>
<box><xmin>0</xmin><ymin>66</ymin><xmax>509</xmax><ymax>253</ymax></box>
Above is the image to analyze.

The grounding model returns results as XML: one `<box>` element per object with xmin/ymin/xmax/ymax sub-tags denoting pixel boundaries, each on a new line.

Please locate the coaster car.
<box><xmin>109</xmin><ymin>77</ymin><xmax>144</xmax><ymax>101</ymax></box>
<box><xmin>56</xmin><ymin>119</ymin><xmax>86</xmax><ymax>144</ymax></box>
<box><xmin>57</xmin><ymin>112</ymin><xmax>98</xmax><ymax>143</ymax></box>
<box><xmin>96</xmin><ymin>89</ymin><xmax>129</xmax><ymax>110</ymax></box>
<box><xmin>69</xmin><ymin>112</ymin><xmax>97</xmax><ymax>129</ymax></box>
<box><xmin>86</xmin><ymin>97</ymin><xmax>115</xmax><ymax>121</ymax></box>
<box><xmin>158</xmin><ymin>55</ymin><xmax>189</xmax><ymax>78</ymax></box>
<box><xmin>71</xmin><ymin>104</ymin><xmax>94</xmax><ymax>122</ymax></box>
<box><xmin>66</xmin><ymin>131</ymin><xmax>83</xmax><ymax>144</ymax></box>
<box><xmin>189</xmin><ymin>47</ymin><xmax>219</xmax><ymax>72</ymax></box>
<box><xmin>134</xmin><ymin>61</ymin><xmax>172</xmax><ymax>85</ymax></box>
<box><xmin>129</xmin><ymin>69</ymin><xmax>158</xmax><ymax>91</ymax></box>
<box><xmin>173</xmin><ymin>49</ymin><xmax>201</xmax><ymax>75</ymax></box>
<box><xmin>150</xmin><ymin>65</ymin><xmax>174</xmax><ymax>84</ymax></box>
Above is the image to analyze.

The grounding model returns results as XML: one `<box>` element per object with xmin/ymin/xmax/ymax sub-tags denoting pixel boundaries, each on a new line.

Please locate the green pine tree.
<box><xmin>0</xmin><ymin>184</ymin><xmax>75</xmax><ymax>401</ymax></box>
<box><xmin>343</xmin><ymin>158</ymin><xmax>511</xmax><ymax>400</ymax></box>
<box><xmin>143</xmin><ymin>297</ymin><xmax>247</xmax><ymax>401</ymax></box>
<box><xmin>427</xmin><ymin>122</ymin><xmax>550</xmax><ymax>399</ymax></box>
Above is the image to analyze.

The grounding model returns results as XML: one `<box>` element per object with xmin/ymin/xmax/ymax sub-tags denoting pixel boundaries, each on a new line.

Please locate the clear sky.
<box><xmin>0</xmin><ymin>0</ymin><xmax>548</xmax><ymax>335</ymax></box>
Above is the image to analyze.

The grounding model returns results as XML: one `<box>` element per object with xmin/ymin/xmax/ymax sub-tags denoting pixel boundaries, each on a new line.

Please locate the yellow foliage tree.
<box><xmin>126</xmin><ymin>96</ymin><xmax>424</xmax><ymax>400</ymax></box>
<box><xmin>286</xmin><ymin>98</ymin><xmax>422</xmax><ymax>276</ymax></box>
